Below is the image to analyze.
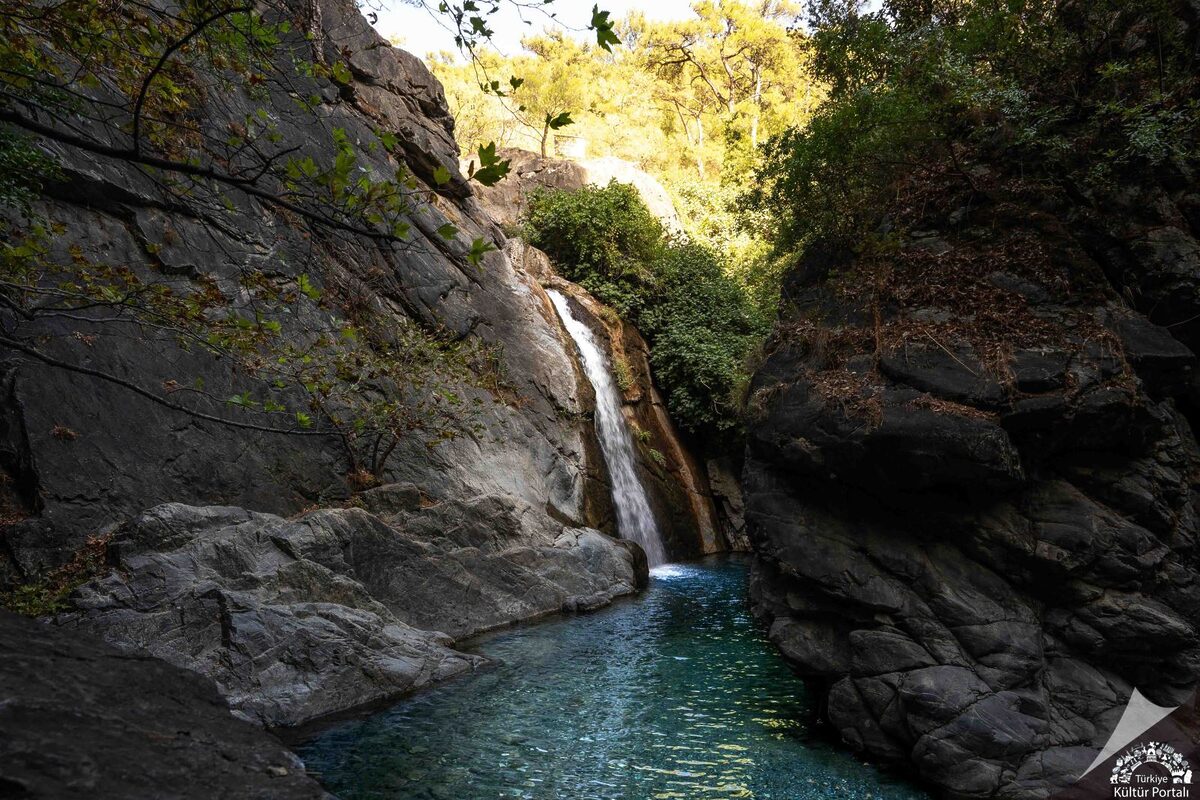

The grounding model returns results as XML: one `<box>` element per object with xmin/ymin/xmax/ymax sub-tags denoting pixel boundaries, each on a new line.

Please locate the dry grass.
<box><xmin>1</xmin><ymin>532</ymin><xmax>112</xmax><ymax>616</ymax></box>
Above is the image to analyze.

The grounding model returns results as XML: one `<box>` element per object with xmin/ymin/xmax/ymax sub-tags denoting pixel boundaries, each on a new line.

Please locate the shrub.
<box><xmin>524</xmin><ymin>181</ymin><xmax>663</xmax><ymax>317</ymax></box>
<box><xmin>744</xmin><ymin>0</ymin><xmax>1200</xmax><ymax>250</ymax></box>
<box><xmin>525</xmin><ymin>183</ymin><xmax>768</xmax><ymax>436</ymax></box>
<box><xmin>638</xmin><ymin>243</ymin><xmax>768</xmax><ymax>433</ymax></box>
<box><xmin>1</xmin><ymin>533</ymin><xmax>110</xmax><ymax>616</ymax></box>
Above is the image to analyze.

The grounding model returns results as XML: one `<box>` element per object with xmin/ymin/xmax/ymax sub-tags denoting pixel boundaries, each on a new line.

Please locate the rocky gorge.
<box><xmin>2</xmin><ymin>0</ymin><xmax>1198</xmax><ymax>797</ymax></box>
<box><xmin>0</xmin><ymin>0</ymin><xmax>733</xmax><ymax>794</ymax></box>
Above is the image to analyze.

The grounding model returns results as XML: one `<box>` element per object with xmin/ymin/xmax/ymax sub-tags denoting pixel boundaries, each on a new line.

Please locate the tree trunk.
<box><xmin>751</xmin><ymin>67</ymin><xmax>762</xmax><ymax>148</ymax></box>
<box><xmin>540</xmin><ymin>123</ymin><xmax>549</xmax><ymax>158</ymax></box>
<box><xmin>695</xmin><ymin>117</ymin><xmax>706</xmax><ymax>179</ymax></box>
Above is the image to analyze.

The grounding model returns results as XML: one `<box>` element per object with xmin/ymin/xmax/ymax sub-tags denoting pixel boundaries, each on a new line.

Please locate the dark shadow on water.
<box><xmin>294</xmin><ymin>554</ymin><xmax>931</xmax><ymax>800</ymax></box>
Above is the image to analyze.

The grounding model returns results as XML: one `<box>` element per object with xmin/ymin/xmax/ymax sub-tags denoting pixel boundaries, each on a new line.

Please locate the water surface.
<box><xmin>297</xmin><ymin>557</ymin><xmax>929</xmax><ymax>800</ymax></box>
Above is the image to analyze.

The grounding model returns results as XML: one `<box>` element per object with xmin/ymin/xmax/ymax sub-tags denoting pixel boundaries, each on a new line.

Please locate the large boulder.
<box><xmin>0</xmin><ymin>611</ymin><xmax>327</xmax><ymax>799</ymax></box>
<box><xmin>57</xmin><ymin>496</ymin><xmax>645</xmax><ymax>727</ymax></box>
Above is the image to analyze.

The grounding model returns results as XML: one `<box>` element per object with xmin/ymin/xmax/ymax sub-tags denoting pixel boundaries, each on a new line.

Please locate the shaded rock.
<box><xmin>744</xmin><ymin>186</ymin><xmax>1200</xmax><ymax>798</ymax></box>
<box><xmin>880</xmin><ymin>344</ymin><xmax>1006</xmax><ymax>407</ymax></box>
<box><xmin>0</xmin><ymin>611</ymin><xmax>327</xmax><ymax>799</ymax></box>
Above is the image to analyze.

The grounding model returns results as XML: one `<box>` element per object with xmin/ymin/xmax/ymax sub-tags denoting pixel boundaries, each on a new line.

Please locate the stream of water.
<box><xmin>546</xmin><ymin>288</ymin><xmax>668</xmax><ymax>566</ymax></box>
<box><xmin>296</xmin><ymin>557</ymin><xmax>930</xmax><ymax>800</ymax></box>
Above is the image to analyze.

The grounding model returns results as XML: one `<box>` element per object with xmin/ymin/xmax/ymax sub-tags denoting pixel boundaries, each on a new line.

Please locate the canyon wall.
<box><xmin>0</xmin><ymin>0</ymin><xmax>661</xmax><ymax>740</ymax></box>
<box><xmin>744</xmin><ymin>173</ymin><xmax>1200</xmax><ymax>797</ymax></box>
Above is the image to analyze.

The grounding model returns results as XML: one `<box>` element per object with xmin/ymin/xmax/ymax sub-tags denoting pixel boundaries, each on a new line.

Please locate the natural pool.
<box><xmin>296</xmin><ymin>556</ymin><xmax>930</xmax><ymax>800</ymax></box>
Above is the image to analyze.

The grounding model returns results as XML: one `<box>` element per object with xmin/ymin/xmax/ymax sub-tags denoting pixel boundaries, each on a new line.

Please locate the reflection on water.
<box><xmin>296</xmin><ymin>557</ymin><xmax>929</xmax><ymax>800</ymax></box>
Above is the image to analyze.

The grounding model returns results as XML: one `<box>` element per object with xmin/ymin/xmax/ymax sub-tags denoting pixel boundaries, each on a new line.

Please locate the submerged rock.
<box><xmin>0</xmin><ymin>611</ymin><xmax>327</xmax><ymax>799</ymax></box>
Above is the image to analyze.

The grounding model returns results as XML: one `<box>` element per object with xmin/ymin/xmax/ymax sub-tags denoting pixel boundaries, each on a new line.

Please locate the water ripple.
<box><xmin>297</xmin><ymin>556</ymin><xmax>929</xmax><ymax>800</ymax></box>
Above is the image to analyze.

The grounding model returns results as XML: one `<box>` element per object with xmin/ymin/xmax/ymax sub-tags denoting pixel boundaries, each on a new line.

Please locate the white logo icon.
<box><xmin>1111</xmin><ymin>741</ymin><xmax>1193</xmax><ymax>786</ymax></box>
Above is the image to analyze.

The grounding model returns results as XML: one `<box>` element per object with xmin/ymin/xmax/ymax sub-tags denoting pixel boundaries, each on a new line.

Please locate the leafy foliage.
<box><xmin>745</xmin><ymin>0</ymin><xmax>1200</xmax><ymax>250</ymax></box>
<box><xmin>525</xmin><ymin>183</ymin><xmax>768</xmax><ymax>434</ymax></box>
<box><xmin>0</xmin><ymin>533</ymin><xmax>110</xmax><ymax>616</ymax></box>
<box><xmin>0</xmin><ymin>0</ymin><xmax>524</xmax><ymax>481</ymax></box>
<box><xmin>638</xmin><ymin>242</ymin><xmax>768</xmax><ymax>433</ymax></box>
<box><xmin>524</xmin><ymin>181</ymin><xmax>662</xmax><ymax>315</ymax></box>
<box><xmin>427</xmin><ymin>2</ymin><xmax>821</xmax><ymax>188</ymax></box>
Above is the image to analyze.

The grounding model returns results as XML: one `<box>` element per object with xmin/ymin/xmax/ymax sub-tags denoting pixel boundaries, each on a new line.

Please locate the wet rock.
<box><xmin>745</xmin><ymin>194</ymin><xmax>1200</xmax><ymax>798</ymax></box>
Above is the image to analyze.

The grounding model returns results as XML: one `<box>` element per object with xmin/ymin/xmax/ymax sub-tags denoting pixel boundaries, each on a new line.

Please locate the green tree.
<box><xmin>512</xmin><ymin>34</ymin><xmax>591</xmax><ymax>157</ymax></box>
<box><xmin>746</xmin><ymin>0</ymin><xmax>1200</xmax><ymax>250</ymax></box>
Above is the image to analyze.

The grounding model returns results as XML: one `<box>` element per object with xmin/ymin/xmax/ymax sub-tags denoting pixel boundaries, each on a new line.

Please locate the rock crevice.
<box><xmin>744</xmin><ymin>185</ymin><xmax>1200</xmax><ymax>798</ymax></box>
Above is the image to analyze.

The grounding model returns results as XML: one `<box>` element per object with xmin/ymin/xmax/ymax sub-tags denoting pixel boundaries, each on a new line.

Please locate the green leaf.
<box><xmin>466</xmin><ymin>237</ymin><xmax>497</xmax><ymax>267</ymax></box>
<box><xmin>436</xmin><ymin>222</ymin><xmax>458</xmax><ymax>240</ymax></box>
<box><xmin>589</xmin><ymin>6</ymin><xmax>620</xmax><ymax>52</ymax></box>
<box><xmin>432</xmin><ymin>164</ymin><xmax>452</xmax><ymax>186</ymax></box>
<box><xmin>295</xmin><ymin>411</ymin><xmax>313</xmax><ymax>429</ymax></box>
<box><xmin>298</xmin><ymin>274</ymin><xmax>322</xmax><ymax>301</ymax></box>
<box><xmin>468</xmin><ymin>142</ymin><xmax>510</xmax><ymax>187</ymax></box>
<box><xmin>546</xmin><ymin>111</ymin><xmax>574</xmax><ymax>130</ymax></box>
<box><xmin>330</xmin><ymin>60</ymin><xmax>352</xmax><ymax>84</ymax></box>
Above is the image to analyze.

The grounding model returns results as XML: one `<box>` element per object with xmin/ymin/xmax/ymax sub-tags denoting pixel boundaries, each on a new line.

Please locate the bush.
<box><xmin>744</xmin><ymin>0</ymin><xmax>1200</xmax><ymax>251</ymax></box>
<box><xmin>524</xmin><ymin>181</ymin><xmax>663</xmax><ymax>317</ymax></box>
<box><xmin>525</xmin><ymin>183</ymin><xmax>768</xmax><ymax>436</ymax></box>
<box><xmin>639</xmin><ymin>243</ymin><xmax>768</xmax><ymax>432</ymax></box>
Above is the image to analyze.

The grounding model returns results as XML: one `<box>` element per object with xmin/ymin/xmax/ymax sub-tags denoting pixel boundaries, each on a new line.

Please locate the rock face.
<box><xmin>0</xmin><ymin>611</ymin><xmax>328</xmax><ymax>799</ymax></box>
<box><xmin>744</xmin><ymin>185</ymin><xmax>1200</xmax><ymax>797</ymax></box>
<box><xmin>1</xmin><ymin>0</ymin><xmax>656</xmax><ymax>752</ymax></box>
<box><xmin>58</xmin><ymin>497</ymin><xmax>643</xmax><ymax>727</ymax></box>
<box><xmin>0</xmin><ymin>0</ymin><xmax>606</xmax><ymax>583</ymax></box>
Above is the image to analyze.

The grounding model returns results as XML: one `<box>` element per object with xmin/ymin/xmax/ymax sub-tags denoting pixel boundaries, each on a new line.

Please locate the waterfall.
<box><xmin>547</xmin><ymin>289</ymin><xmax>668</xmax><ymax>566</ymax></box>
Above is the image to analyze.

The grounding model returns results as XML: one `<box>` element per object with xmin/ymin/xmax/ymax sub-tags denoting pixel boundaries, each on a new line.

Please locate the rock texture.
<box><xmin>0</xmin><ymin>611</ymin><xmax>328</xmax><ymax>799</ymax></box>
<box><xmin>1</xmin><ymin>0</ymin><xmax>655</xmax><ymax>760</ymax></box>
<box><xmin>58</xmin><ymin>496</ymin><xmax>643</xmax><ymax>726</ymax></box>
<box><xmin>744</xmin><ymin>183</ymin><xmax>1200</xmax><ymax>797</ymax></box>
<box><xmin>0</xmin><ymin>1</ymin><xmax>607</xmax><ymax>583</ymax></box>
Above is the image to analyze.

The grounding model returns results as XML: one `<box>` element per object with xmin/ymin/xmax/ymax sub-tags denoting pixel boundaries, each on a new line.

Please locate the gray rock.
<box><xmin>58</xmin><ymin>499</ymin><xmax>645</xmax><ymax>727</ymax></box>
<box><xmin>744</xmin><ymin>192</ymin><xmax>1200</xmax><ymax>798</ymax></box>
<box><xmin>0</xmin><ymin>610</ymin><xmax>328</xmax><ymax>799</ymax></box>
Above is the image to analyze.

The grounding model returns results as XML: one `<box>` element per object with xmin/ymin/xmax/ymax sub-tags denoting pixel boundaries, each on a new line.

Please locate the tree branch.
<box><xmin>0</xmin><ymin>334</ymin><xmax>335</xmax><ymax>437</ymax></box>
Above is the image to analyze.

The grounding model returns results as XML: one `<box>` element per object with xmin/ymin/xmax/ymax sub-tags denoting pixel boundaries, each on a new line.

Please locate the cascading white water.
<box><xmin>547</xmin><ymin>289</ymin><xmax>668</xmax><ymax>566</ymax></box>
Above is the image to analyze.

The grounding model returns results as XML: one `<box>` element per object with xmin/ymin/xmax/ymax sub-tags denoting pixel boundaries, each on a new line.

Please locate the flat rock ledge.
<box><xmin>0</xmin><ymin>611</ymin><xmax>328</xmax><ymax>800</ymax></box>
<box><xmin>56</xmin><ymin>489</ymin><xmax>646</xmax><ymax>728</ymax></box>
